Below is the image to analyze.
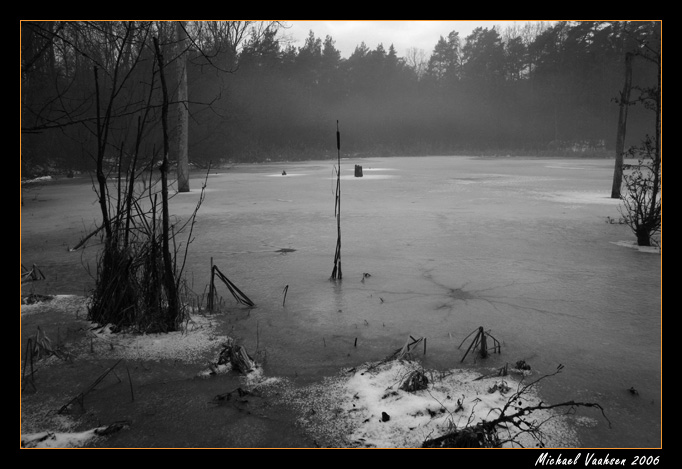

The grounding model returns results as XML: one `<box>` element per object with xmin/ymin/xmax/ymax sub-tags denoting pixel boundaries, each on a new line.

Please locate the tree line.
<box><xmin>21</xmin><ymin>20</ymin><xmax>660</xmax><ymax>175</ymax></box>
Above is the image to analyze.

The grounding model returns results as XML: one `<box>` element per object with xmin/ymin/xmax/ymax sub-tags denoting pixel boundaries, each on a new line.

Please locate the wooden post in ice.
<box><xmin>331</xmin><ymin>121</ymin><xmax>342</xmax><ymax>280</ymax></box>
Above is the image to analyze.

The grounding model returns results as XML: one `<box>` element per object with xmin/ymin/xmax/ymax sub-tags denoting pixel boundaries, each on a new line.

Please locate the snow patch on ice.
<box><xmin>547</xmin><ymin>191</ymin><xmax>621</xmax><ymax>205</ymax></box>
<box><xmin>281</xmin><ymin>360</ymin><xmax>579</xmax><ymax>448</ymax></box>
<box><xmin>611</xmin><ymin>240</ymin><xmax>660</xmax><ymax>254</ymax></box>
<box><xmin>545</xmin><ymin>165</ymin><xmax>588</xmax><ymax>170</ymax></box>
<box><xmin>339</xmin><ymin>174</ymin><xmax>398</xmax><ymax>180</ymax></box>
<box><xmin>86</xmin><ymin>314</ymin><xmax>228</xmax><ymax>362</ymax></box>
<box><xmin>21</xmin><ymin>296</ymin><xmax>228</xmax><ymax>363</ymax></box>
<box><xmin>22</xmin><ymin>176</ymin><xmax>54</xmax><ymax>183</ymax></box>
<box><xmin>21</xmin><ymin>294</ymin><xmax>87</xmax><ymax>317</ymax></box>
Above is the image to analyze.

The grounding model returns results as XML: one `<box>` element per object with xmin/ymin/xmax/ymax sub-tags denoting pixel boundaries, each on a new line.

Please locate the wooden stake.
<box><xmin>208</xmin><ymin>257</ymin><xmax>215</xmax><ymax>312</ymax></box>
<box><xmin>331</xmin><ymin>121</ymin><xmax>342</xmax><ymax>280</ymax></box>
<box><xmin>126</xmin><ymin>366</ymin><xmax>135</xmax><ymax>402</ymax></box>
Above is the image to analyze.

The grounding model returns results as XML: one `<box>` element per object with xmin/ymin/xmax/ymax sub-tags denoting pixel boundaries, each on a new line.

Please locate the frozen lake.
<box><xmin>21</xmin><ymin>155</ymin><xmax>661</xmax><ymax>448</ymax></box>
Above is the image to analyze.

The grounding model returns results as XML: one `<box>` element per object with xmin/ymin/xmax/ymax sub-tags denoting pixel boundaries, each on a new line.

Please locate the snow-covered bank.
<box><xmin>21</xmin><ymin>295</ymin><xmax>586</xmax><ymax>448</ymax></box>
<box><xmin>21</xmin><ymin>295</ymin><xmax>229</xmax><ymax>363</ymax></box>
<box><xmin>276</xmin><ymin>359</ymin><xmax>582</xmax><ymax>448</ymax></box>
<box><xmin>611</xmin><ymin>240</ymin><xmax>660</xmax><ymax>254</ymax></box>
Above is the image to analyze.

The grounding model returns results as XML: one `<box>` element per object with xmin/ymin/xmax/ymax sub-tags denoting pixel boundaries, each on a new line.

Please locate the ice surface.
<box><xmin>21</xmin><ymin>155</ymin><xmax>661</xmax><ymax>448</ymax></box>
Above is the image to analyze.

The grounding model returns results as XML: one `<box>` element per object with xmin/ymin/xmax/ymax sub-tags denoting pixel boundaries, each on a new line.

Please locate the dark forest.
<box><xmin>21</xmin><ymin>21</ymin><xmax>660</xmax><ymax>176</ymax></box>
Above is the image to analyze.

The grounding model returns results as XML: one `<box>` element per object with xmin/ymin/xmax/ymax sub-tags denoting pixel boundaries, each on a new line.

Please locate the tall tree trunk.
<box><xmin>153</xmin><ymin>37</ymin><xmax>180</xmax><ymax>328</ymax></box>
<box><xmin>611</xmin><ymin>52</ymin><xmax>633</xmax><ymax>199</ymax></box>
<box><xmin>176</xmin><ymin>21</ymin><xmax>190</xmax><ymax>192</ymax></box>
<box><xmin>648</xmin><ymin>56</ymin><xmax>661</xmax><ymax>226</ymax></box>
<box><xmin>93</xmin><ymin>66</ymin><xmax>111</xmax><ymax>239</ymax></box>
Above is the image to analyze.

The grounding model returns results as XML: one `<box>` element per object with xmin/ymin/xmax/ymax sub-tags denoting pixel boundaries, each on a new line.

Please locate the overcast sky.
<box><xmin>280</xmin><ymin>20</ymin><xmax>544</xmax><ymax>59</ymax></box>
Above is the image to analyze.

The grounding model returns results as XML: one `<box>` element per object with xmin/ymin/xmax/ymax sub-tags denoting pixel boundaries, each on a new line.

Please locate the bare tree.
<box><xmin>611</xmin><ymin>52</ymin><xmax>633</xmax><ymax>199</ymax></box>
<box><xmin>171</xmin><ymin>21</ymin><xmax>284</xmax><ymax>191</ymax></box>
<box><xmin>404</xmin><ymin>46</ymin><xmax>427</xmax><ymax>79</ymax></box>
<box><xmin>616</xmin><ymin>22</ymin><xmax>661</xmax><ymax>247</ymax></box>
<box><xmin>619</xmin><ymin>138</ymin><xmax>661</xmax><ymax>247</ymax></box>
<box><xmin>22</xmin><ymin>21</ymin><xmax>199</xmax><ymax>331</ymax></box>
<box><xmin>422</xmin><ymin>365</ymin><xmax>609</xmax><ymax>448</ymax></box>
<box><xmin>176</xmin><ymin>21</ymin><xmax>190</xmax><ymax>192</ymax></box>
<box><xmin>22</xmin><ymin>20</ymin><xmax>286</xmax><ymax>330</ymax></box>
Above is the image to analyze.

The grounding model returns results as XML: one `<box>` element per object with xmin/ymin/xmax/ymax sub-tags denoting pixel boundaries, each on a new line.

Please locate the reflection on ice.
<box><xmin>339</xmin><ymin>174</ymin><xmax>398</xmax><ymax>180</ymax></box>
<box><xmin>546</xmin><ymin>191</ymin><xmax>622</xmax><ymax>205</ymax></box>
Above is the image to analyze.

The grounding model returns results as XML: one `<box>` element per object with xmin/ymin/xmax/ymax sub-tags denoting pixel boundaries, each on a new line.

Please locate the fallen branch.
<box><xmin>70</xmin><ymin>223</ymin><xmax>106</xmax><ymax>251</ymax></box>
<box><xmin>422</xmin><ymin>364</ymin><xmax>610</xmax><ymax>448</ymax></box>
<box><xmin>400</xmin><ymin>369</ymin><xmax>429</xmax><ymax>392</ymax></box>
<box><xmin>390</xmin><ymin>335</ymin><xmax>426</xmax><ymax>361</ymax></box>
<box><xmin>22</xmin><ymin>327</ymin><xmax>70</xmax><ymax>391</ymax></box>
<box><xmin>58</xmin><ymin>359</ymin><xmax>122</xmax><ymax>414</ymax></box>
<box><xmin>209</xmin><ymin>264</ymin><xmax>255</xmax><ymax>307</ymax></box>
<box><xmin>213</xmin><ymin>387</ymin><xmax>250</xmax><ymax>403</ymax></box>
<box><xmin>366</xmin><ymin>335</ymin><xmax>426</xmax><ymax>373</ymax></box>
<box><xmin>94</xmin><ymin>420</ymin><xmax>131</xmax><ymax>436</ymax></box>
<box><xmin>216</xmin><ymin>338</ymin><xmax>256</xmax><ymax>374</ymax></box>
<box><xmin>21</xmin><ymin>338</ymin><xmax>37</xmax><ymax>391</ymax></box>
<box><xmin>21</xmin><ymin>263</ymin><xmax>45</xmax><ymax>283</ymax></box>
<box><xmin>459</xmin><ymin>326</ymin><xmax>501</xmax><ymax>362</ymax></box>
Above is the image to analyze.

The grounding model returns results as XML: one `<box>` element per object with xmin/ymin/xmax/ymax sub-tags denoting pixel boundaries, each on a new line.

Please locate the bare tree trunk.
<box><xmin>648</xmin><ymin>58</ymin><xmax>661</xmax><ymax>224</ymax></box>
<box><xmin>93</xmin><ymin>66</ymin><xmax>111</xmax><ymax>239</ymax></box>
<box><xmin>176</xmin><ymin>21</ymin><xmax>190</xmax><ymax>193</ymax></box>
<box><xmin>611</xmin><ymin>52</ymin><xmax>633</xmax><ymax>199</ymax></box>
<box><xmin>153</xmin><ymin>37</ymin><xmax>180</xmax><ymax>326</ymax></box>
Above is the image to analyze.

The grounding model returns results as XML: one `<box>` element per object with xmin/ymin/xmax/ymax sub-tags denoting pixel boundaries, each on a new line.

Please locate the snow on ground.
<box><xmin>21</xmin><ymin>295</ymin><xmax>231</xmax><ymax>448</ymax></box>
<box><xmin>22</xmin><ymin>176</ymin><xmax>54</xmax><ymax>183</ymax></box>
<box><xmin>275</xmin><ymin>360</ymin><xmax>580</xmax><ymax>448</ymax></box>
<box><xmin>21</xmin><ymin>295</ymin><xmax>229</xmax><ymax>363</ymax></box>
<box><xmin>86</xmin><ymin>315</ymin><xmax>227</xmax><ymax>363</ymax></box>
<box><xmin>548</xmin><ymin>190</ymin><xmax>621</xmax><ymax>205</ymax></box>
<box><xmin>611</xmin><ymin>240</ymin><xmax>660</xmax><ymax>254</ymax></box>
<box><xmin>21</xmin><ymin>295</ymin><xmax>581</xmax><ymax>448</ymax></box>
<box><xmin>21</xmin><ymin>294</ymin><xmax>87</xmax><ymax>317</ymax></box>
<box><xmin>22</xmin><ymin>427</ymin><xmax>113</xmax><ymax>448</ymax></box>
